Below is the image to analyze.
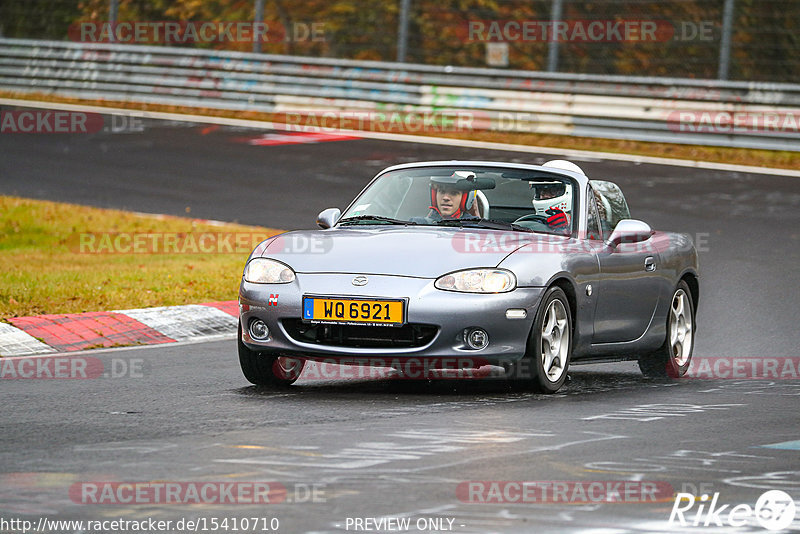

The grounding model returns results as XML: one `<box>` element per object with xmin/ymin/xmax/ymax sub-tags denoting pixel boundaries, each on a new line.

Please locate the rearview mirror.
<box><xmin>605</xmin><ymin>219</ymin><xmax>653</xmax><ymax>248</ymax></box>
<box><xmin>431</xmin><ymin>173</ymin><xmax>496</xmax><ymax>191</ymax></box>
<box><xmin>317</xmin><ymin>208</ymin><xmax>341</xmax><ymax>229</ymax></box>
<box><xmin>458</xmin><ymin>177</ymin><xmax>496</xmax><ymax>190</ymax></box>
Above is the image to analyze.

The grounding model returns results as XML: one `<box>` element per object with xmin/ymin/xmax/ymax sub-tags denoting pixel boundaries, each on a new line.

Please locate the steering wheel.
<box><xmin>513</xmin><ymin>214</ymin><xmax>548</xmax><ymax>224</ymax></box>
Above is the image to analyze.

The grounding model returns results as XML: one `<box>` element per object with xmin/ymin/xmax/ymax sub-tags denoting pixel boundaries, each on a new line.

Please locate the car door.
<box><xmin>589</xmin><ymin>182</ymin><xmax>662</xmax><ymax>344</ymax></box>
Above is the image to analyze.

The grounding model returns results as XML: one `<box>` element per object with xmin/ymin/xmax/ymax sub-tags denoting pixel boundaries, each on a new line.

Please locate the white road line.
<box><xmin>1</xmin><ymin>98</ymin><xmax>797</xmax><ymax>178</ymax></box>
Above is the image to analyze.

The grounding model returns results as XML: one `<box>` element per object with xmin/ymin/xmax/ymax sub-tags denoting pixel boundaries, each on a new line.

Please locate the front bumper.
<box><xmin>239</xmin><ymin>273</ymin><xmax>545</xmax><ymax>366</ymax></box>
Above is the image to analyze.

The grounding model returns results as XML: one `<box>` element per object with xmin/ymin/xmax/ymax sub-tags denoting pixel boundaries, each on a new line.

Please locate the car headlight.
<box><xmin>434</xmin><ymin>269</ymin><xmax>516</xmax><ymax>293</ymax></box>
<box><xmin>243</xmin><ymin>258</ymin><xmax>296</xmax><ymax>284</ymax></box>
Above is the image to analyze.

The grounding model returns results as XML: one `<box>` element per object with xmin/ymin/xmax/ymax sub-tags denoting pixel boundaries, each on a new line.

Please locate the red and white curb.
<box><xmin>0</xmin><ymin>301</ymin><xmax>238</xmax><ymax>357</ymax></box>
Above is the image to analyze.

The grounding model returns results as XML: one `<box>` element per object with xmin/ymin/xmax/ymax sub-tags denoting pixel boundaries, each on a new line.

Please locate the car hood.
<box><xmin>257</xmin><ymin>227</ymin><xmax>566</xmax><ymax>278</ymax></box>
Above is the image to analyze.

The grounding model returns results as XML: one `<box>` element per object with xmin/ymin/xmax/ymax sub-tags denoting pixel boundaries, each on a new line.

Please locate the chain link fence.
<box><xmin>0</xmin><ymin>0</ymin><xmax>797</xmax><ymax>83</ymax></box>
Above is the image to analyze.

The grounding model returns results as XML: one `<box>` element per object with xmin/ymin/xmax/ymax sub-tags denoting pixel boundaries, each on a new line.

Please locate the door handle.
<box><xmin>644</xmin><ymin>256</ymin><xmax>656</xmax><ymax>272</ymax></box>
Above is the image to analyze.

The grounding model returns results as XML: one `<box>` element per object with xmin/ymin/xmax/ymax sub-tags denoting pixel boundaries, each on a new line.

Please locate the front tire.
<box><xmin>238</xmin><ymin>321</ymin><xmax>305</xmax><ymax>387</ymax></box>
<box><xmin>519</xmin><ymin>286</ymin><xmax>573</xmax><ymax>393</ymax></box>
<box><xmin>638</xmin><ymin>280</ymin><xmax>695</xmax><ymax>378</ymax></box>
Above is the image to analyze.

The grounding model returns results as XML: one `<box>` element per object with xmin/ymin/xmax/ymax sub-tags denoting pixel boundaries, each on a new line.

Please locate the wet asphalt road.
<box><xmin>1</xmin><ymin>342</ymin><xmax>799</xmax><ymax>533</ymax></box>
<box><xmin>1</xmin><ymin>109</ymin><xmax>799</xmax><ymax>533</ymax></box>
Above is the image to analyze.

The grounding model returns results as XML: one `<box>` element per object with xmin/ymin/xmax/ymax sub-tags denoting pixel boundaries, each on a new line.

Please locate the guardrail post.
<box><xmin>397</xmin><ymin>0</ymin><xmax>411</xmax><ymax>62</ymax></box>
<box><xmin>718</xmin><ymin>0</ymin><xmax>735</xmax><ymax>80</ymax></box>
<box><xmin>109</xmin><ymin>0</ymin><xmax>118</xmax><ymax>43</ymax></box>
<box><xmin>253</xmin><ymin>0</ymin><xmax>265</xmax><ymax>53</ymax></box>
<box><xmin>547</xmin><ymin>0</ymin><xmax>563</xmax><ymax>72</ymax></box>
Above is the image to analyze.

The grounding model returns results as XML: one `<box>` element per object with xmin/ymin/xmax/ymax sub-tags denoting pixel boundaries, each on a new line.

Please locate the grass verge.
<box><xmin>0</xmin><ymin>196</ymin><xmax>281</xmax><ymax>319</ymax></box>
<box><xmin>2</xmin><ymin>91</ymin><xmax>798</xmax><ymax>170</ymax></box>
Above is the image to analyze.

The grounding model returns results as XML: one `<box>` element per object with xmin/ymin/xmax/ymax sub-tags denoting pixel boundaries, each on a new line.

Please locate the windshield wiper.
<box><xmin>434</xmin><ymin>218</ymin><xmax>535</xmax><ymax>233</ymax></box>
<box><xmin>338</xmin><ymin>215</ymin><xmax>416</xmax><ymax>226</ymax></box>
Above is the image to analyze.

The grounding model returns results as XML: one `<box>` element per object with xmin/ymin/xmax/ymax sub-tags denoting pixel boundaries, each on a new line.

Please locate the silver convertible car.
<box><xmin>238</xmin><ymin>160</ymin><xmax>698</xmax><ymax>393</ymax></box>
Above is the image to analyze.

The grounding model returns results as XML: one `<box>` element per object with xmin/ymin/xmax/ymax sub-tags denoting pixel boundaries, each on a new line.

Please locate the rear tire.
<box><xmin>514</xmin><ymin>286</ymin><xmax>572</xmax><ymax>393</ymax></box>
<box><xmin>638</xmin><ymin>280</ymin><xmax>695</xmax><ymax>378</ymax></box>
<box><xmin>238</xmin><ymin>321</ymin><xmax>305</xmax><ymax>387</ymax></box>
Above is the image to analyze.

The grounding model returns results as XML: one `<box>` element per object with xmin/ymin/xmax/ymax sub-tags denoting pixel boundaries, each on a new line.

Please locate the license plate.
<box><xmin>302</xmin><ymin>296</ymin><xmax>405</xmax><ymax>327</ymax></box>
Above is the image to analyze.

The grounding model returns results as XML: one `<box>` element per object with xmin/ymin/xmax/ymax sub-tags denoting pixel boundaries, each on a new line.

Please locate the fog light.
<box><xmin>464</xmin><ymin>328</ymin><xmax>489</xmax><ymax>350</ymax></box>
<box><xmin>249</xmin><ymin>319</ymin><xmax>269</xmax><ymax>340</ymax></box>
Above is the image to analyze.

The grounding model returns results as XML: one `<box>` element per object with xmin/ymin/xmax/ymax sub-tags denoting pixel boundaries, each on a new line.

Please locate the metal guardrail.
<box><xmin>1</xmin><ymin>38</ymin><xmax>798</xmax><ymax>151</ymax></box>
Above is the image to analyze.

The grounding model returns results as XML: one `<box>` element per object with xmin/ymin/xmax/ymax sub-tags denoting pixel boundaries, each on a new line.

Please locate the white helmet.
<box><xmin>529</xmin><ymin>181</ymin><xmax>572</xmax><ymax>216</ymax></box>
<box><xmin>527</xmin><ymin>160</ymin><xmax>584</xmax><ymax>217</ymax></box>
<box><xmin>542</xmin><ymin>159</ymin><xmax>586</xmax><ymax>176</ymax></box>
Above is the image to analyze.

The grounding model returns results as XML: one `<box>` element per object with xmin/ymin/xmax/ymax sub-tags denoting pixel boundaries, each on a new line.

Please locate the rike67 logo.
<box><xmin>670</xmin><ymin>490</ymin><xmax>796</xmax><ymax>531</ymax></box>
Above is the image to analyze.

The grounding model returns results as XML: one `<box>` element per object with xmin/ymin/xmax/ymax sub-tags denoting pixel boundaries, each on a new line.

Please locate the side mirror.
<box><xmin>605</xmin><ymin>219</ymin><xmax>653</xmax><ymax>249</ymax></box>
<box><xmin>317</xmin><ymin>208</ymin><xmax>341</xmax><ymax>229</ymax></box>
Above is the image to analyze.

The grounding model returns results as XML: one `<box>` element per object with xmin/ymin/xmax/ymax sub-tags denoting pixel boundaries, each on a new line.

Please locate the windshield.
<box><xmin>339</xmin><ymin>166</ymin><xmax>576</xmax><ymax>235</ymax></box>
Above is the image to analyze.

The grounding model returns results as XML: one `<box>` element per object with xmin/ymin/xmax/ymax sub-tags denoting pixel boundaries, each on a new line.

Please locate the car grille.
<box><xmin>282</xmin><ymin>319</ymin><xmax>438</xmax><ymax>349</ymax></box>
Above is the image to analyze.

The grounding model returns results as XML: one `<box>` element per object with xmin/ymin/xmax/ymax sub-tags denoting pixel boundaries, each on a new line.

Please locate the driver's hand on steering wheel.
<box><xmin>545</xmin><ymin>208</ymin><xmax>568</xmax><ymax>228</ymax></box>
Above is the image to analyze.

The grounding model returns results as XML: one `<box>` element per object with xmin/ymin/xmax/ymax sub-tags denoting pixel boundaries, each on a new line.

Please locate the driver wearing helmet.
<box><xmin>529</xmin><ymin>180</ymin><xmax>571</xmax><ymax>230</ymax></box>
<box><xmin>427</xmin><ymin>171</ymin><xmax>480</xmax><ymax>220</ymax></box>
<box><xmin>535</xmin><ymin>159</ymin><xmax>587</xmax><ymax>231</ymax></box>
